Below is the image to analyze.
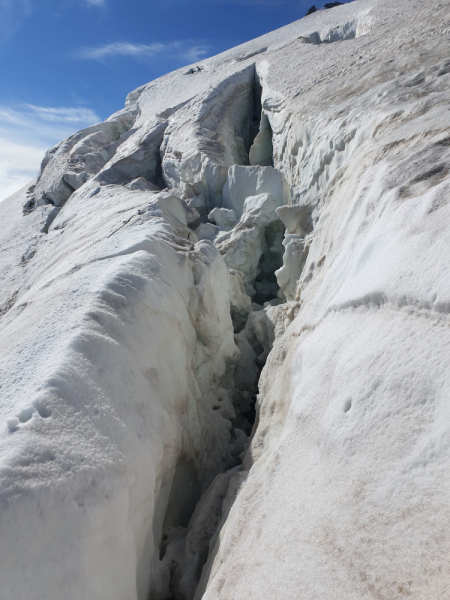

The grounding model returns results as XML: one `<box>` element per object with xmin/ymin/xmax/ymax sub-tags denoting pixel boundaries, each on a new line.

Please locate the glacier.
<box><xmin>1</xmin><ymin>0</ymin><xmax>450</xmax><ymax>598</ymax></box>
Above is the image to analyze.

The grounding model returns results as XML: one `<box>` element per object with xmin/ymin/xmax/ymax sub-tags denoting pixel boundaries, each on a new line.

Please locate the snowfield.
<box><xmin>0</xmin><ymin>0</ymin><xmax>450</xmax><ymax>598</ymax></box>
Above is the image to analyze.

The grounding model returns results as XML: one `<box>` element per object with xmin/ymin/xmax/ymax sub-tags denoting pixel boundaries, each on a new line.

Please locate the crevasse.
<box><xmin>1</xmin><ymin>1</ymin><xmax>450</xmax><ymax>599</ymax></box>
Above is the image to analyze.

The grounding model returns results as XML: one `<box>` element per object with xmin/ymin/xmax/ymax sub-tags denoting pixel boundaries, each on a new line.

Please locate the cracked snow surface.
<box><xmin>1</xmin><ymin>0</ymin><xmax>450</xmax><ymax>598</ymax></box>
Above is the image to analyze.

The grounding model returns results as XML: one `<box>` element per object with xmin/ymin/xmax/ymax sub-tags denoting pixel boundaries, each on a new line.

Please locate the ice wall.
<box><xmin>1</xmin><ymin>0</ymin><xmax>450</xmax><ymax>599</ymax></box>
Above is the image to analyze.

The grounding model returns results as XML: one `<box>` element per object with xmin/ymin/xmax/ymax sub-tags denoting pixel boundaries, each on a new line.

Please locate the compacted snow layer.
<box><xmin>0</xmin><ymin>184</ymin><xmax>242</xmax><ymax>600</ymax></box>
<box><xmin>1</xmin><ymin>0</ymin><xmax>450</xmax><ymax>598</ymax></box>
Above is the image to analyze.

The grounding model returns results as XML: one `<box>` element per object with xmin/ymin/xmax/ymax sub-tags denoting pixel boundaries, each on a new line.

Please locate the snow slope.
<box><xmin>1</xmin><ymin>0</ymin><xmax>450</xmax><ymax>598</ymax></box>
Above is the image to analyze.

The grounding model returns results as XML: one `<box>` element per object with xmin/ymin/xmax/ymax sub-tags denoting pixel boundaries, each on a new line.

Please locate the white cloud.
<box><xmin>75</xmin><ymin>40</ymin><xmax>211</xmax><ymax>64</ymax></box>
<box><xmin>0</xmin><ymin>0</ymin><xmax>32</xmax><ymax>41</ymax></box>
<box><xmin>0</xmin><ymin>138</ymin><xmax>44</xmax><ymax>202</ymax></box>
<box><xmin>0</xmin><ymin>103</ymin><xmax>100</xmax><ymax>202</ymax></box>
<box><xmin>184</xmin><ymin>45</ymin><xmax>212</xmax><ymax>63</ymax></box>
<box><xmin>23</xmin><ymin>104</ymin><xmax>100</xmax><ymax>123</ymax></box>
<box><xmin>0</xmin><ymin>0</ymin><xmax>105</xmax><ymax>43</ymax></box>
<box><xmin>76</xmin><ymin>42</ymin><xmax>165</xmax><ymax>60</ymax></box>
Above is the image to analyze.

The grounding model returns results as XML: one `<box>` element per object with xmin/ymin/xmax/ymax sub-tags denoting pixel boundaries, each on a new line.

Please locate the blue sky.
<box><xmin>0</xmin><ymin>0</ymin><xmax>352</xmax><ymax>200</ymax></box>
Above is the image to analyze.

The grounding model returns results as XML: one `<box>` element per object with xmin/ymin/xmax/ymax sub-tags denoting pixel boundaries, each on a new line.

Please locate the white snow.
<box><xmin>216</xmin><ymin>192</ymin><xmax>282</xmax><ymax>295</ymax></box>
<box><xmin>1</xmin><ymin>0</ymin><xmax>450</xmax><ymax>598</ymax></box>
<box><xmin>222</xmin><ymin>165</ymin><xmax>289</xmax><ymax>217</ymax></box>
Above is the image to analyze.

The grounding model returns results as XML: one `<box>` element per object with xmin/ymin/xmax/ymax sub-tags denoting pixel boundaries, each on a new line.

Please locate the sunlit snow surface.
<box><xmin>1</xmin><ymin>0</ymin><xmax>450</xmax><ymax>598</ymax></box>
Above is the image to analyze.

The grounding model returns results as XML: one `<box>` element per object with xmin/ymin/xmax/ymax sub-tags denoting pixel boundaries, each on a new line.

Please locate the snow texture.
<box><xmin>1</xmin><ymin>0</ymin><xmax>450</xmax><ymax>598</ymax></box>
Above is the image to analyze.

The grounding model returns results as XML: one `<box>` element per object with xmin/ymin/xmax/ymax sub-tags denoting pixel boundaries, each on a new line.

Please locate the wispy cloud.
<box><xmin>0</xmin><ymin>138</ymin><xmax>44</xmax><ymax>202</ymax></box>
<box><xmin>0</xmin><ymin>103</ymin><xmax>100</xmax><ymax>202</ymax></box>
<box><xmin>0</xmin><ymin>0</ymin><xmax>32</xmax><ymax>41</ymax></box>
<box><xmin>75</xmin><ymin>40</ymin><xmax>211</xmax><ymax>64</ymax></box>
<box><xmin>23</xmin><ymin>104</ymin><xmax>100</xmax><ymax>123</ymax></box>
<box><xmin>76</xmin><ymin>42</ymin><xmax>165</xmax><ymax>60</ymax></box>
<box><xmin>0</xmin><ymin>0</ymin><xmax>106</xmax><ymax>42</ymax></box>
